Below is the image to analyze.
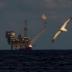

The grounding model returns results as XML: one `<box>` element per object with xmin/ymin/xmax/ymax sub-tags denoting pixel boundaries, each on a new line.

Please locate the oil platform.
<box><xmin>5</xmin><ymin>20</ymin><xmax>32</xmax><ymax>50</ymax></box>
<box><xmin>5</xmin><ymin>14</ymin><xmax>47</xmax><ymax>50</ymax></box>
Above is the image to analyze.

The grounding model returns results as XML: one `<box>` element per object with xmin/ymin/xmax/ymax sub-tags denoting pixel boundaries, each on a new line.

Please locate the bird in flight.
<box><xmin>52</xmin><ymin>17</ymin><xmax>72</xmax><ymax>42</ymax></box>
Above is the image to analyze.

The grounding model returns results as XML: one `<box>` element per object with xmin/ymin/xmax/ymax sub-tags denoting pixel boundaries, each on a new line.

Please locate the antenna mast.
<box><xmin>24</xmin><ymin>20</ymin><xmax>28</xmax><ymax>37</ymax></box>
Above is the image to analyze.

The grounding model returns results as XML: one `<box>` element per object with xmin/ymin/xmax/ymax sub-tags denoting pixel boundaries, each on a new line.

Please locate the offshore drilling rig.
<box><xmin>5</xmin><ymin>20</ymin><xmax>32</xmax><ymax>50</ymax></box>
<box><xmin>5</xmin><ymin>14</ymin><xmax>47</xmax><ymax>50</ymax></box>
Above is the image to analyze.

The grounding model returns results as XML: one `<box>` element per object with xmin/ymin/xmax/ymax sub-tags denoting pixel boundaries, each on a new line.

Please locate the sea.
<box><xmin>0</xmin><ymin>50</ymin><xmax>72</xmax><ymax>72</ymax></box>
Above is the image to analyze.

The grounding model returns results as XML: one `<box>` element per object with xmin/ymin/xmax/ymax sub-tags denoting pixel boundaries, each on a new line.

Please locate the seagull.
<box><xmin>52</xmin><ymin>17</ymin><xmax>72</xmax><ymax>42</ymax></box>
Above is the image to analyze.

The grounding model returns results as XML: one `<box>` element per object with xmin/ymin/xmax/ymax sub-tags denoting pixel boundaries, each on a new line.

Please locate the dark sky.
<box><xmin>0</xmin><ymin>0</ymin><xmax>72</xmax><ymax>50</ymax></box>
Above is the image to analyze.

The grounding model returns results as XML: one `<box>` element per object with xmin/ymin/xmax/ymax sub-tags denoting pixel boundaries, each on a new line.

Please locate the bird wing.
<box><xmin>52</xmin><ymin>31</ymin><xmax>62</xmax><ymax>42</ymax></box>
<box><xmin>61</xmin><ymin>18</ymin><xmax>71</xmax><ymax>29</ymax></box>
